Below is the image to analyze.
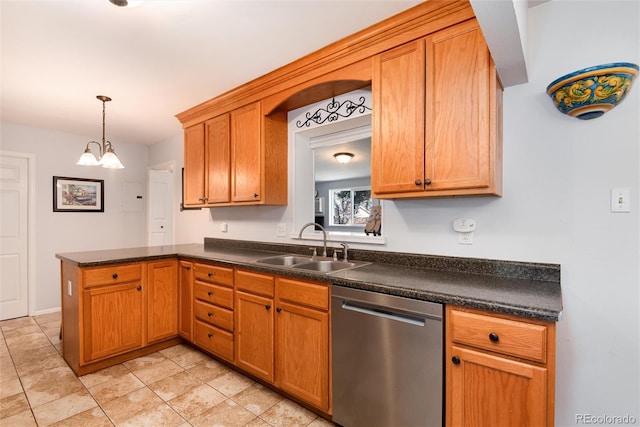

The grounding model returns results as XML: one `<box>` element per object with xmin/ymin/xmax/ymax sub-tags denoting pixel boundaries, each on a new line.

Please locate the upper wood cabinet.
<box><xmin>183</xmin><ymin>102</ymin><xmax>287</xmax><ymax>207</ymax></box>
<box><xmin>372</xmin><ymin>19</ymin><xmax>502</xmax><ymax>198</ymax></box>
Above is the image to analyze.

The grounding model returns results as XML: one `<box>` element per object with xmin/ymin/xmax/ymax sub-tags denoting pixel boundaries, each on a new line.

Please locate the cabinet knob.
<box><xmin>112</xmin><ymin>273</ymin><xmax>118</xmax><ymax>279</ymax></box>
<box><xmin>207</xmin><ymin>333</ymin><xmax>213</xmax><ymax>339</ymax></box>
<box><xmin>414</xmin><ymin>179</ymin><xmax>422</xmax><ymax>186</ymax></box>
<box><xmin>489</xmin><ymin>332</ymin><xmax>500</xmax><ymax>342</ymax></box>
<box><xmin>276</xmin><ymin>307</ymin><xmax>282</xmax><ymax>313</ymax></box>
<box><xmin>207</xmin><ymin>291</ymin><xmax>213</xmax><ymax>297</ymax></box>
<box><xmin>425</xmin><ymin>178</ymin><xmax>432</xmax><ymax>185</ymax></box>
<box><xmin>253</xmin><ymin>193</ymin><xmax>259</xmax><ymax>198</ymax></box>
<box><xmin>136</xmin><ymin>285</ymin><xmax>142</xmax><ymax>291</ymax></box>
<box><xmin>207</xmin><ymin>312</ymin><xmax>213</xmax><ymax>317</ymax></box>
<box><xmin>208</xmin><ymin>272</ymin><xmax>214</xmax><ymax>278</ymax></box>
<box><xmin>265</xmin><ymin>305</ymin><xmax>271</xmax><ymax>310</ymax></box>
<box><xmin>452</xmin><ymin>356</ymin><xmax>460</xmax><ymax>365</ymax></box>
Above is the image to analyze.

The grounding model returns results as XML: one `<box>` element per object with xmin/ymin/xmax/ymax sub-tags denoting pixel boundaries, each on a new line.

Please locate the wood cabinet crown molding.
<box><xmin>175</xmin><ymin>0</ymin><xmax>476</xmax><ymax>127</ymax></box>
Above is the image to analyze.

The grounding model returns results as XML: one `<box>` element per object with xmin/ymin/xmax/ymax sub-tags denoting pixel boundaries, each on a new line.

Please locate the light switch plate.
<box><xmin>611</xmin><ymin>188</ymin><xmax>631</xmax><ymax>213</ymax></box>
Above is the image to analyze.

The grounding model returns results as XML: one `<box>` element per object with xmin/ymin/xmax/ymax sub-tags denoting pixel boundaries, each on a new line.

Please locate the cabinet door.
<box><xmin>178</xmin><ymin>261</ymin><xmax>193</xmax><ymax>341</ymax></box>
<box><xmin>183</xmin><ymin>123</ymin><xmax>206</xmax><ymax>205</ymax></box>
<box><xmin>231</xmin><ymin>102</ymin><xmax>262</xmax><ymax>202</ymax></box>
<box><xmin>83</xmin><ymin>282</ymin><xmax>144</xmax><ymax>362</ymax></box>
<box><xmin>275</xmin><ymin>300</ymin><xmax>330</xmax><ymax>411</ymax></box>
<box><xmin>426</xmin><ymin>21</ymin><xmax>492</xmax><ymax>191</ymax></box>
<box><xmin>372</xmin><ymin>39</ymin><xmax>426</xmax><ymax>195</ymax></box>
<box><xmin>448</xmin><ymin>345</ymin><xmax>547</xmax><ymax>427</ymax></box>
<box><xmin>147</xmin><ymin>260</ymin><xmax>178</xmax><ymax>343</ymax></box>
<box><xmin>205</xmin><ymin>114</ymin><xmax>231</xmax><ymax>203</ymax></box>
<box><xmin>235</xmin><ymin>290</ymin><xmax>274</xmax><ymax>382</ymax></box>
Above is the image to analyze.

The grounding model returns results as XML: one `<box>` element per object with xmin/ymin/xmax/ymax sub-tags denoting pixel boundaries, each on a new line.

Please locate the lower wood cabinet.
<box><xmin>446</xmin><ymin>306</ymin><xmax>556</xmax><ymax>427</ymax></box>
<box><xmin>61</xmin><ymin>259</ymin><xmax>180</xmax><ymax>376</ymax></box>
<box><xmin>178</xmin><ymin>261</ymin><xmax>194</xmax><ymax>340</ymax></box>
<box><xmin>233</xmin><ymin>269</ymin><xmax>331</xmax><ymax>413</ymax></box>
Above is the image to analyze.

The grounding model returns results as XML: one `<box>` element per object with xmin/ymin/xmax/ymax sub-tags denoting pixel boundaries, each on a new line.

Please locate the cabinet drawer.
<box><xmin>236</xmin><ymin>269</ymin><xmax>275</xmax><ymax>297</ymax></box>
<box><xmin>276</xmin><ymin>278</ymin><xmax>328</xmax><ymax>310</ymax></box>
<box><xmin>194</xmin><ymin>282</ymin><xmax>233</xmax><ymax>309</ymax></box>
<box><xmin>194</xmin><ymin>300</ymin><xmax>234</xmax><ymax>331</ymax></box>
<box><xmin>84</xmin><ymin>264</ymin><xmax>142</xmax><ymax>288</ymax></box>
<box><xmin>450</xmin><ymin>309</ymin><xmax>547</xmax><ymax>363</ymax></box>
<box><xmin>194</xmin><ymin>320</ymin><xmax>234</xmax><ymax>363</ymax></box>
<box><xmin>194</xmin><ymin>263</ymin><xmax>233</xmax><ymax>287</ymax></box>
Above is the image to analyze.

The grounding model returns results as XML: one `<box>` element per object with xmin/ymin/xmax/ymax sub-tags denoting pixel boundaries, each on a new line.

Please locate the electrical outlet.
<box><xmin>458</xmin><ymin>232</ymin><xmax>474</xmax><ymax>245</ymax></box>
<box><xmin>277</xmin><ymin>223</ymin><xmax>287</xmax><ymax>237</ymax></box>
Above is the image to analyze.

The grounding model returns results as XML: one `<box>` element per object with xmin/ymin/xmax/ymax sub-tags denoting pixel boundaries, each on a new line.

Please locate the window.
<box><xmin>329</xmin><ymin>187</ymin><xmax>372</xmax><ymax>227</ymax></box>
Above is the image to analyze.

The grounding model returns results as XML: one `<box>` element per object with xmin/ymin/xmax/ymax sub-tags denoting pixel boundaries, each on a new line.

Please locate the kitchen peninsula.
<box><xmin>57</xmin><ymin>238</ymin><xmax>561</xmax><ymax>425</ymax></box>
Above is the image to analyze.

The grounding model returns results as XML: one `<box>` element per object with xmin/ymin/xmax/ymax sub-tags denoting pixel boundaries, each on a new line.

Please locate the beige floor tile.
<box><xmin>119</xmin><ymin>402</ymin><xmax>186</xmax><ymax>427</ymax></box>
<box><xmin>245</xmin><ymin>417</ymin><xmax>272</xmax><ymax>427</ymax></box>
<box><xmin>260</xmin><ymin>399</ymin><xmax>318</xmax><ymax>427</ymax></box>
<box><xmin>21</xmin><ymin>365</ymin><xmax>85</xmax><ymax>407</ymax></box>
<box><xmin>150</xmin><ymin>370</ymin><xmax>204</xmax><ymax>401</ymax></box>
<box><xmin>190</xmin><ymin>399</ymin><xmax>257</xmax><ymax>427</ymax></box>
<box><xmin>31</xmin><ymin>389</ymin><xmax>97</xmax><ymax>427</ymax></box>
<box><xmin>0</xmin><ymin>392</ymin><xmax>30</xmax><ymax>419</ymax></box>
<box><xmin>0</xmin><ymin>342</ymin><xmax>10</xmax><ymax>358</ymax></box>
<box><xmin>187</xmin><ymin>358</ymin><xmax>231</xmax><ymax>383</ymax></box>
<box><xmin>2</xmin><ymin>324</ymin><xmax>42</xmax><ymax>339</ymax></box>
<box><xmin>309</xmin><ymin>416</ymin><xmax>337</xmax><ymax>426</ymax></box>
<box><xmin>232</xmin><ymin>383</ymin><xmax>283</xmax><ymax>415</ymax></box>
<box><xmin>49</xmin><ymin>406</ymin><xmax>112</xmax><ymax>427</ymax></box>
<box><xmin>88</xmin><ymin>372</ymin><xmax>145</xmax><ymax>405</ymax></box>
<box><xmin>207</xmin><ymin>369</ymin><xmax>254</xmax><ymax>397</ymax></box>
<box><xmin>0</xmin><ymin>316</ymin><xmax>37</xmax><ymax>330</ymax></box>
<box><xmin>0</xmin><ymin>408</ymin><xmax>37</xmax><ymax>426</ymax></box>
<box><xmin>0</xmin><ymin>356</ymin><xmax>18</xmax><ymax>383</ymax></box>
<box><xmin>4</xmin><ymin>331</ymin><xmax>51</xmax><ymax>352</ymax></box>
<box><xmin>100</xmin><ymin>386</ymin><xmax>164</xmax><ymax>425</ymax></box>
<box><xmin>168</xmin><ymin>383</ymin><xmax>227</xmax><ymax>420</ymax></box>
<box><xmin>0</xmin><ymin>378</ymin><xmax>23</xmax><ymax>399</ymax></box>
<box><xmin>131</xmin><ymin>357</ymin><xmax>185</xmax><ymax>385</ymax></box>
<box><xmin>34</xmin><ymin>312</ymin><xmax>61</xmax><ymax>325</ymax></box>
<box><xmin>161</xmin><ymin>344</ymin><xmax>210</xmax><ymax>369</ymax></box>
<box><xmin>10</xmin><ymin>345</ymin><xmax>67</xmax><ymax>377</ymax></box>
<box><xmin>122</xmin><ymin>352</ymin><xmax>166</xmax><ymax>372</ymax></box>
<box><xmin>79</xmin><ymin>363</ymin><xmax>131</xmax><ymax>388</ymax></box>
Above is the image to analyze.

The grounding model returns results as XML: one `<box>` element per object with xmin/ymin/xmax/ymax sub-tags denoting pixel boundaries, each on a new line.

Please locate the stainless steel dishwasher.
<box><xmin>332</xmin><ymin>285</ymin><xmax>443</xmax><ymax>427</ymax></box>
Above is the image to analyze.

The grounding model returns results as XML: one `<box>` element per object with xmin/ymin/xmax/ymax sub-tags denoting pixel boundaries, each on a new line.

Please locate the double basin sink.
<box><xmin>255</xmin><ymin>254</ymin><xmax>370</xmax><ymax>274</ymax></box>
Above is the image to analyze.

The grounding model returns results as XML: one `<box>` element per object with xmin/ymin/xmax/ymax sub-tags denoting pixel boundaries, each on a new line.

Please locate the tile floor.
<box><xmin>0</xmin><ymin>312</ymin><xmax>336</xmax><ymax>426</ymax></box>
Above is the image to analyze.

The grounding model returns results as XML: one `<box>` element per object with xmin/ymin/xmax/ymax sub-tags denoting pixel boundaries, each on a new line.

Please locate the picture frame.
<box><xmin>53</xmin><ymin>176</ymin><xmax>104</xmax><ymax>212</ymax></box>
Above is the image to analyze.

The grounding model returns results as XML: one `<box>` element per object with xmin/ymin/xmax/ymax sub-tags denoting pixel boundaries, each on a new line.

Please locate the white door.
<box><xmin>0</xmin><ymin>155</ymin><xmax>29</xmax><ymax>320</ymax></box>
<box><xmin>148</xmin><ymin>169</ymin><xmax>174</xmax><ymax>246</ymax></box>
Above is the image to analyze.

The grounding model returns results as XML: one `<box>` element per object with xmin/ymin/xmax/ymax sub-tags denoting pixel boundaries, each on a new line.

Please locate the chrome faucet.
<box><xmin>298</xmin><ymin>222</ymin><xmax>328</xmax><ymax>258</ymax></box>
<box><xmin>340</xmin><ymin>242</ymin><xmax>349</xmax><ymax>262</ymax></box>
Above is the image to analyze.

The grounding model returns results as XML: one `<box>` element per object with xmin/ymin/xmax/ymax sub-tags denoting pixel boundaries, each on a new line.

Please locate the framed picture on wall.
<box><xmin>53</xmin><ymin>176</ymin><xmax>104</xmax><ymax>212</ymax></box>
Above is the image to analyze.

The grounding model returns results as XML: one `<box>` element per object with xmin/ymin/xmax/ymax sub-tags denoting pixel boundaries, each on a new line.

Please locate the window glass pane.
<box><xmin>353</xmin><ymin>190</ymin><xmax>372</xmax><ymax>224</ymax></box>
<box><xmin>331</xmin><ymin>190</ymin><xmax>352</xmax><ymax>225</ymax></box>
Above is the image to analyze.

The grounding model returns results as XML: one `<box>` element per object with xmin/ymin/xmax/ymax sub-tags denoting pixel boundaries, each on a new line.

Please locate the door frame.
<box><xmin>147</xmin><ymin>161</ymin><xmax>175</xmax><ymax>246</ymax></box>
<box><xmin>0</xmin><ymin>151</ymin><xmax>36</xmax><ymax>318</ymax></box>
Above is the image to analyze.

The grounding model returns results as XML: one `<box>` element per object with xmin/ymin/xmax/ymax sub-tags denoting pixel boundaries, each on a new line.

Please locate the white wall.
<box><xmin>0</xmin><ymin>122</ymin><xmax>149</xmax><ymax>314</ymax></box>
<box><xmin>150</xmin><ymin>1</ymin><xmax>640</xmax><ymax>423</ymax></box>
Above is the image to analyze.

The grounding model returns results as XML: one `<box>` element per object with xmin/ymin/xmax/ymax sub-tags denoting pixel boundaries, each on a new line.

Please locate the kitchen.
<box><xmin>1</xmin><ymin>1</ymin><xmax>638</xmax><ymax>426</ymax></box>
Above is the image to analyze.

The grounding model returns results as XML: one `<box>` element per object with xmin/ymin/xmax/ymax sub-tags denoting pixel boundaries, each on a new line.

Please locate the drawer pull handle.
<box><xmin>265</xmin><ymin>305</ymin><xmax>271</xmax><ymax>310</ymax></box>
<box><xmin>207</xmin><ymin>312</ymin><xmax>213</xmax><ymax>317</ymax></box>
<box><xmin>452</xmin><ymin>356</ymin><xmax>460</xmax><ymax>365</ymax></box>
<box><xmin>207</xmin><ymin>291</ymin><xmax>213</xmax><ymax>297</ymax></box>
<box><xmin>136</xmin><ymin>285</ymin><xmax>142</xmax><ymax>291</ymax></box>
<box><xmin>207</xmin><ymin>333</ymin><xmax>213</xmax><ymax>338</ymax></box>
<box><xmin>489</xmin><ymin>332</ymin><xmax>500</xmax><ymax>342</ymax></box>
<box><xmin>112</xmin><ymin>273</ymin><xmax>118</xmax><ymax>279</ymax></box>
<box><xmin>208</xmin><ymin>272</ymin><xmax>214</xmax><ymax>278</ymax></box>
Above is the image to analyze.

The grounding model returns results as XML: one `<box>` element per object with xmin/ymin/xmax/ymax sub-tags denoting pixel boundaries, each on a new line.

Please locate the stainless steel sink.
<box><xmin>256</xmin><ymin>255</ymin><xmax>314</xmax><ymax>267</ymax></box>
<box><xmin>255</xmin><ymin>254</ymin><xmax>369</xmax><ymax>274</ymax></box>
<box><xmin>293</xmin><ymin>260</ymin><xmax>367</xmax><ymax>273</ymax></box>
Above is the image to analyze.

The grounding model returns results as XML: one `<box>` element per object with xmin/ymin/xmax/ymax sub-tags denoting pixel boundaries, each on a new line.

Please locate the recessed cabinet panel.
<box><xmin>205</xmin><ymin>114</ymin><xmax>231</xmax><ymax>204</ymax></box>
<box><xmin>231</xmin><ymin>102</ymin><xmax>262</xmax><ymax>202</ymax></box>
<box><xmin>183</xmin><ymin>123</ymin><xmax>206</xmax><ymax>206</ymax></box>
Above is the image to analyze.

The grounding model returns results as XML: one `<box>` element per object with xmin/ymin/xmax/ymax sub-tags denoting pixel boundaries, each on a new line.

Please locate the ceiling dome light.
<box><xmin>333</xmin><ymin>152</ymin><xmax>354</xmax><ymax>164</ymax></box>
<box><xmin>108</xmin><ymin>0</ymin><xmax>143</xmax><ymax>8</ymax></box>
<box><xmin>76</xmin><ymin>95</ymin><xmax>125</xmax><ymax>169</ymax></box>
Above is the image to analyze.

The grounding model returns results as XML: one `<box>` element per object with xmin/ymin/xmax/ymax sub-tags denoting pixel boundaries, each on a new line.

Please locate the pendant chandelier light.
<box><xmin>76</xmin><ymin>95</ymin><xmax>125</xmax><ymax>169</ymax></box>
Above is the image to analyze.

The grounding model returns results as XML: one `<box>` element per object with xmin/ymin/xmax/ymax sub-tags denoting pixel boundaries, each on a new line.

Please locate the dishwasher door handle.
<box><xmin>341</xmin><ymin>301</ymin><xmax>425</xmax><ymax>326</ymax></box>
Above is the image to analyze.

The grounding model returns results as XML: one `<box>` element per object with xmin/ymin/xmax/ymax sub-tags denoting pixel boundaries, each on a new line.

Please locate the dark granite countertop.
<box><xmin>56</xmin><ymin>239</ymin><xmax>563</xmax><ymax>322</ymax></box>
